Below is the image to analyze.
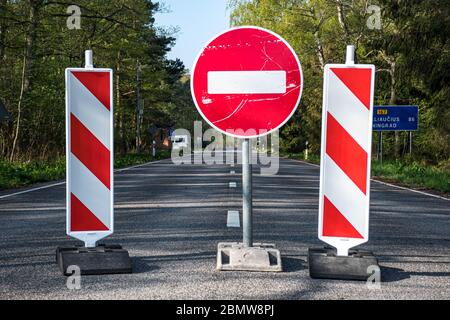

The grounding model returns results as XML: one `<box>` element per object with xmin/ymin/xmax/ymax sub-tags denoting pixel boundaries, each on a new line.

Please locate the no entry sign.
<box><xmin>65</xmin><ymin>67</ymin><xmax>114</xmax><ymax>247</ymax></box>
<box><xmin>191</xmin><ymin>27</ymin><xmax>303</xmax><ymax>138</ymax></box>
<box><xmin>318</xmin><ymin>63</ymin><xmax>375</xmax><ymax>256</ymax></box>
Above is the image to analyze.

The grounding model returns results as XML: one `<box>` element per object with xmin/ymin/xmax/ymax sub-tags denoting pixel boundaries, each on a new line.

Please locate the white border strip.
<box><xmin>371</xmin><ymin>179</ymin><xmax>450</xmax><ymax>201</ymax></box>
<box><xmin>0</xmin><ymin>159</ymin><xmax>167</xmax><ymax>200</ymax></box>
<box><xmin>283</xmin><ymin>157</ymin><xmax>450</xmax><ymax>201</ymax></box>
<box><xmin>0</xmin><ymin>182</ymin><xmax>65</xmax><ymax>200</ymax></box>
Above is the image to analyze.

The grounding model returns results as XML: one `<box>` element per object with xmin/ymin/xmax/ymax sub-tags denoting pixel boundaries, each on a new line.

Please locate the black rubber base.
<box><xmin>308</xmin><ymin>247</ymin><xmax>379</xmax><ymax>281</ymax></box>
<box><xmin>56</xmin><ymin>244</ymin><xmax>132</xmax><ymax>276</ymax></box>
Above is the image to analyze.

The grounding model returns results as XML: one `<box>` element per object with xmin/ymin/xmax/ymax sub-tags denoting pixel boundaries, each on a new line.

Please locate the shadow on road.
<box><xmin>131</xmin><ymin>257</ymin><xmax>161</xmax><ymax>274</ymax></box>
<box><xmin>131</xmin><ymin>251</ymin><xmax>217</xmax><ymax>274</ymax></box>
<box><xmin>381</xmin><ymin>266</ymin><xmax>450</xmax><ymax>283</ymax></box>
<box><xmin>380</xmin><ymin>266</ymin><xmax>411</xmax><ymax>282</ymax></box>
<box><xmin>282</xmin><ymin>256</ymin><xmax>307</xmax><ymax>272</ymax></box>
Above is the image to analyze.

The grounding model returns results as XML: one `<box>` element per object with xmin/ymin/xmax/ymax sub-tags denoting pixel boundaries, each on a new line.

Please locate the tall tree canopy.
<box><xmin>0</xmin><ymin>0</ymin><xmax>197</xmax><ymax>161</ymax></box>
<box><xmin>230</xmin><ymin>0</ymin><xmax>450</xmax><ymax>164</ymax></box>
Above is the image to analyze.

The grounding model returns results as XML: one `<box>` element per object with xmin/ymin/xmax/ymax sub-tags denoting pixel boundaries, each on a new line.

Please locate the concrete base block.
<box><xmin>56</xmin><ymin>244</ymin><xmax>132</xmax><ymax>276</ymax></box>
<box><xmin>308</xmin><ymin>247</ymin><xmax>379</xmax><ymax>281</ymax></box>
<box><xmin>217</xmin><ymin>242</ymin><xmax>282</xmax><ymax>272</ymax></box>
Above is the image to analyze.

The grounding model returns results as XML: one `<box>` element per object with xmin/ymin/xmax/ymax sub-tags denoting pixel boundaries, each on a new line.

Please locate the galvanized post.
<box><xmin>409</xmin><ymin>131</ymin><xmax>413</xmax><ymax>155</ymax></box>
<box><xmin>85</xmin><ymin>50</ymin><xmax>93</xmax><ymax>69</ymax></box>
<box><xmin>378</xmin><ymin>131</ymin><xmax>383</xmax><ymax>165</ymax></box>
<box><xmin>242</xmin><ymin>138</ymin><xmax>253</xmax><ymax>247</ymax></box>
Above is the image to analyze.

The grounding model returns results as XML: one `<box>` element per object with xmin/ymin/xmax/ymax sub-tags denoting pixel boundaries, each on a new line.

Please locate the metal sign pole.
<box><xmin>379</xmin><ymin>131</ymin><xmax>383</xmax><ymax>165</ymax></box>
<box><xmin>85</xmin><ymin>50</ymin><xmax>93</xmax><ymax>69</ymax></box>
<box><xmin>409</xmin><ymin>131</ymin><xmax>413</xmax><ymax>155</ymax></box>
<box><xmin>242</xmin><ymin>138</ymin><xmax>253</xmax><ymax>247</ymax></box>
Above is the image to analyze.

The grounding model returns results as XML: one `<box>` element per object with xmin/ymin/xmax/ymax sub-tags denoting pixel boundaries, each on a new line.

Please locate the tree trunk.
<box><xmin>10</xmin><ymin>0</ymin><xmax>40</xmax><ymax>161</ymax></box>
<box><xmin>336</xmin><ymin>0</ymin><xmax>350</xmax><ymax>43</ymax></box>
<box><xmin>380</xmin><ymin>50</ymin><xmax>400</xmax><ymax>160</ymax></box>
<box><xmin>0</xmin><ymin>0</ymin><xmax>6</xmax><ymax>158</ymax></box>
<box><xmin>314</xmin><ymin>31</ymin><xmax>325</xmax><ymax>70</ymax></box>
<box><xmin>23</xmin><ymin>0</ymin><xmax>40</xmax><ymax>92</ymax></box>
<box><xmin>389</xmin><ymin>61</ymin><xmax>401</xmax><ymax>159</ymax></box>
<box><xmin>0</xmin><ymin>0</ymin><xmax>7</xmax><ymax>61</ymax></box>
<box><xmin>115</xmin><ymin>50</ymin><xmax>125</xmax><ymax>154</ymax></box>
<box><xmin>10</xmin><ymin>54</ymin><xmax>26</xmax><ymax>162</ymax></box>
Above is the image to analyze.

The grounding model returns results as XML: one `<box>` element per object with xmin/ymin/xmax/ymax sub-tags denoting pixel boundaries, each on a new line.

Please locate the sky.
<box><xmin>155</xmin><ymin>0</ymin><xmax>231</xmax><ymax>73</ymax></box>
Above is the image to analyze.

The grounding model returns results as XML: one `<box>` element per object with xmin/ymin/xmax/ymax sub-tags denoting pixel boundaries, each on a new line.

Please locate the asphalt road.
<box><xmin>0</xmin><ymin>153</ymin><xmax>449</xmax><ymax>300</ymax></box>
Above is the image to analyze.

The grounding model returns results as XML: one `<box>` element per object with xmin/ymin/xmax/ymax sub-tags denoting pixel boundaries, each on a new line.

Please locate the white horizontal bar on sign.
<box><xmin>208</xmin><ymin>71</ymin><xmax>286</xmax><ymax>94</ymax></box>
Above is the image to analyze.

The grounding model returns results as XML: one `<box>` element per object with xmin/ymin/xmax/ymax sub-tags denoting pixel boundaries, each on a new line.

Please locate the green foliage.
<box><xmin>281</xmin><ymin>151</ymin><xmax>321</xmax><ymax>165</ymax></box>
<box><xmin>0</xmin><ymin>151</ymin><xmax>171</xmax><ymax>190</ymax></box>
<box><xmin>0</xmin><ymin>0</ymin><xmax>197</xmax><ymax>161</ymax></box>
<box><xmin>230</xmin><ymin>0</ymin><xmax>450</xmax><ymax>163</ymax></box>
<box><xmin>282</xmin><ymin>152</ymin><xmax>450</xmax><ymax>194</ymax></box>
<box><xmin>372</xmin><ymin>160</ymin><xmax>450</xmax><ymax>194</ymax></box>
<box><xmin>0</xmin><ymin>158</ymin><xmax>66</xmax><ymax>190</ymax></box>
<box><xmin>114</xmin><ymin>150</ymin><xmax>170</xmax><ymax>168</ymax></box>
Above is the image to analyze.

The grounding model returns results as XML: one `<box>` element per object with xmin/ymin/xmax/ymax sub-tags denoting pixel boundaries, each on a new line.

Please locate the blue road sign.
<box><xmin>373</xmin><ymin>106</ymin><xmax>419</xmax><ymax>131</ymax></box>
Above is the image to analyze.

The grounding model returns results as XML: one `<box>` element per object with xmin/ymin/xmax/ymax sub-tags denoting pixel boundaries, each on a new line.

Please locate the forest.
<box><xmin>0</xmin><ymin>0</ymin><xmax>197</xmax><ymax>163</ymax></box>
<box><xmin>229</xmin><ymin>0</ymin><xmax>450</xmax><ymax>164</ymax></box>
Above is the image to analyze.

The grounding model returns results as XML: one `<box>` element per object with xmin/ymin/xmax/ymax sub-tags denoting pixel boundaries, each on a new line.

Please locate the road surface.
<box><xmin>0</xmin><ymin>154</ymin><xmax>449</xmax><ymax>299</ymax></box>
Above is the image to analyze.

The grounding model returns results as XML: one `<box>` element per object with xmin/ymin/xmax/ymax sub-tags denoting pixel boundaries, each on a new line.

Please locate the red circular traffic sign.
<box><xmin>191</xmin><ymin>26</ymin><xmax>303</xmax><ymax>138</ymax></box>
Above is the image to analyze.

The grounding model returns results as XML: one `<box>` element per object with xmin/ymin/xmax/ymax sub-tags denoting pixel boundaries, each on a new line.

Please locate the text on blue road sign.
<box><xmin>373</xmin><ymin>106</ymin><xmax>418</xmax><ymax>131</ymax></box>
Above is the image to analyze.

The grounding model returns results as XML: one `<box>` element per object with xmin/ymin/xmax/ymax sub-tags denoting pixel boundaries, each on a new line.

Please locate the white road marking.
<box><xmin>115</xmin><ymin>159</ymin><xmax>165</xmax><ymax>172</ymax></box>
<box><xmin>284</xmin><ymin>157</ymin><xmax>450</xmax><ymax>202</ymax></box>
<box><xmin>372</xmin><ymin>179</ymin><xmax>450</xmax><ymax>202</ymax></box>
<box><xmin>0</xmin><ymin>159</ymin><xmax>167</xmax><ymax>200</ymax></box>
<box><xmin>283</xmin><ymin>157</ymin><xmax>320</xmax><ymax>168</ymax></box>
<box><xmin>0</xmin><ymin>182</ymin><xmax>65</xmax><ymax>200</ymax></box>
<box><xmin>227</xmin><ymin>210</ymin><xmax>240</xmax><ymax>228</ymax></box>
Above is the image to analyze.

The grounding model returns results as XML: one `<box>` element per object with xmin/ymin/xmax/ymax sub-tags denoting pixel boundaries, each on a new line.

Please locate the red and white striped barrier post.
<box><xmin>56</xmin><ymin>50</ymin><xmax>131</xmax><ymax>276</ymax></box>
<box><xmin>309</xmin><ymin>46</ymin><xmax>379</xmax><ymax>280</ymax></box>
<box><xmin>66</xmin><ymin>50</ymin><xmax>114</xmax><ymax>247</ymax></box>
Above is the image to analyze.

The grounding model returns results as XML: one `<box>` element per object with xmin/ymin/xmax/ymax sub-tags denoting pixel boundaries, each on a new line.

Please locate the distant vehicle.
<box><xmin>172</xmin><ymin>135</ymin><xmax>188</xmax><ymax>150</ymax></box>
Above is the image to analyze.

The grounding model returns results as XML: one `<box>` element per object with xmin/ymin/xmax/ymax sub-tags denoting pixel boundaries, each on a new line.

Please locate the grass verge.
<box><xmin>371</xmin><ymin>161</ymin><xmax>450</xmax><ymax>194</ymax></box>
<box><xmin>0</xmin><ymin>150</ymin><xmax>171</xmax><ymax>191</ymax></box>
<box><xmin>281</xmin><ymin>152</ymin><xmax>321</xmax><ymax>165</ymax></box>
<box><xmin>282</xmin><ymin>152</ymin><xmax>450</xmax><ymax>196</ymax></box>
